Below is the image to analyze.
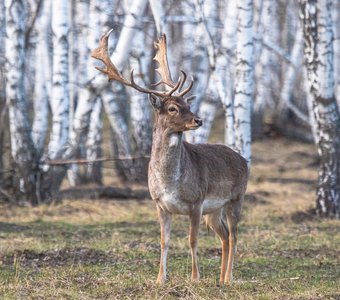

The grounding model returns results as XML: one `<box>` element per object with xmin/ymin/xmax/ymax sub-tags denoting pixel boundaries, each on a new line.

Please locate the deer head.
<box><xmin>91</xmin><ymin>30</ymin><xmax>202</xmax><ymax>133</ymax></box>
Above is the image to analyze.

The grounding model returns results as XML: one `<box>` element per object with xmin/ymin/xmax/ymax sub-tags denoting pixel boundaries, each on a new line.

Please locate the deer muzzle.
<box><xmin>186</xmin><ymin>117</ymin><xmax>203</xmax><ymax>130</ymax></box>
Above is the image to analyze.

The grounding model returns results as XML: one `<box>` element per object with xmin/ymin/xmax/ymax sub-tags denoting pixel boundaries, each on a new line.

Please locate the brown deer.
<box><xmin>91</xmin><ymin>30</ymin><xmax>248</xmax><ymax>285</ymax></box>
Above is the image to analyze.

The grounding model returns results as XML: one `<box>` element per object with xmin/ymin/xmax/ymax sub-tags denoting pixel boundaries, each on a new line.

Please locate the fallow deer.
<box><xmin>91</xmin><ymin>30</ymin><xmax>248</xmax><ymax>285</ymax></box>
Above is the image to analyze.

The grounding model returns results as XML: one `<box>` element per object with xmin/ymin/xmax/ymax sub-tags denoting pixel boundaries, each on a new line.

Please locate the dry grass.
<box><xmin>0</xmin><ymin>137</ymin><xmax>339</xmax><ymax>299</ymax></box>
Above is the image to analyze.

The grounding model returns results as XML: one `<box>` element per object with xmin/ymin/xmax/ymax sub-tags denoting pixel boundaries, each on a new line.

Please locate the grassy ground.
<box><xmin>0</xmin><ymin>138</ymin><xmax>339</xmax><ymax>299</ymax></box>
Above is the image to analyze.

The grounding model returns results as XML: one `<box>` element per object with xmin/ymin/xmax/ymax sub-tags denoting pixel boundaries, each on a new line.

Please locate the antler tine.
<box><xmin>167</xmin><ymin>76</ymin><xmax>183</xmax><ymax>97</ymax></box>
<box><xmin>177</xmin><ymin>70</ymin><xmax>187</xmax><ymax>93</ymax></box>
<box><xmin>129</xmin><ymin>69</ymin><xmax>169</xmax><ymax>98</ymax></box>
<box><xmin>151</xmin><ymin>80</ymin><xmax>174</xmax><ymax>88</ymax></box>
<box><xmin>178</xmin><ymin>76</ymin><xmax>194</xmax><ymax>97</ymax></box>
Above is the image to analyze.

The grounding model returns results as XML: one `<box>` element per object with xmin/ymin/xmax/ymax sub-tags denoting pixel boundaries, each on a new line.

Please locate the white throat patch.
<box><xmin>169</xmin><ymin>133</ymin><xmax>179</xmax><ymax>148</ymax></box>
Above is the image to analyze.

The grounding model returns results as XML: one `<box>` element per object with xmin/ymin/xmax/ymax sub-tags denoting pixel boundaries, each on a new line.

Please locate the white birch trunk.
<box><xmin>67</xmin><ymin>0</ymin><xmax>104</xmax><ymax>161</ymax></box>
<box><xmin>0</xmin><ymin>0</ymin><xmax>5</xmax><ymax>178</ymax></box>
<box><xmin>234</xmin><ymin>0</ymin><xmax>254</xmax><ymax>167</ymax></box>
<box><xmin>304</xmin><ymin>68</ymin><xmax>319</xmax><ymax>144</ymax></box>
<box><xmin>189</xmin><ymin>0</ymin><xmax>210</xmax><ymax>114</ymax></box>
<box><xmin>85</xmin><ymin>98</ymin><xmax>103</xmax><ymax>184</ymax></box>
<box><xmin>148</xmin><ymin>0</ymin><xmax>170</xmax><ymax>35</ymax></box>
<box><xmin>279</xmin><ymin>25</ymin><xmax>309</xmax><ymax>124</ymax></box>
<box><xmin>48</xmin><ymin>0</ymin><xmax>70</xmax><ymax>159</ymax></box>
<box><xmin>191</xmin><ymin>78</ymin><xmax>219</xmax><ymax>144</ymax></box>
<box><xmin>217</xmin><ymin>0</ymin><xmax>237</xmax><ymax>148</ymax></box>
<box><xmin>112</xmin><ymin>0</ymin><xmax>148</xmax><ymax>70</ymax></box>
<box><xmin>67</xmin><ymin>0</ymin><xmax>90</xmax><ymax>185</ymax></box>
<box><xmin>332</xmin><ymin>0</ymin><xmax>340</xmax><ymax>109</ymax></box>
<box><xmin>180</xmin><ymin>1</ymin><xmax>196</xmax><ymax>73</ymax></box>
<box><xmin>32</xmin><ymin>0</ymin><xmax>52</xmax><ymax>156</ymax></box>
<box><xmin>186</xmin><ymin>0</ymin><xmax>218</xmax><ymax>143</ymax></box>
<box><xmin>5</xmin><ymin>0</ymin><xmax>38</xmax><ymax>204</ymax></box>
<box><xmin>0</xmin><ymin>0</ymin><xmax>5</xmax><ymax>101</ymax></box>
<box><xmin>101</xmin><ymin>86</ymin><xmax>136</xmax><ymax>181</ymax></box>
<box><xmin>127</xmin><ymin>26</ymin><xmax>152</xmax><ymax>178</ymax></box>
<box><xmin>254</xmin><ymin>0</ymin><xmax>275</xmax><ymax>112</ymax></box>
<box><xmin>300</xmin><ymin>0</ymin><xmax>340</xmax><ymax>218</ymax></box>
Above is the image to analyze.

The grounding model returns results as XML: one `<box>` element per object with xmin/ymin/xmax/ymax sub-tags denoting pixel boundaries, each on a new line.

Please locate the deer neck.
<box><xmin>150</xmin><ymin>124</ymin><xmax>184</xmax><ymax>182</ymax></box>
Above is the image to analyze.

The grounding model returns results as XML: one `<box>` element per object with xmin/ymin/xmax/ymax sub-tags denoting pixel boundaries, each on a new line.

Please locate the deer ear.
<box><xmin>149</xmin><ymin>94</ymin><xmax>162</xmax><ymax>110</ymax></box>
<box><xmin>186</xmin><ymin>95</ymin><xmax>196</xmax><ymax>105</ymax></box>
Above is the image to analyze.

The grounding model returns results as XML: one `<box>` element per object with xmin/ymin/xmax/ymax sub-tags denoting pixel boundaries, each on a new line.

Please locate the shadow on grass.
<box><xmin>290</xmin><ymin>208</ymin><xmax>317</xmax><ymax>223</ymax></box>
<box><xmin>1</xmin><ymin>247</ymin><xmax>119</xmax><ymax>268</ymax></box>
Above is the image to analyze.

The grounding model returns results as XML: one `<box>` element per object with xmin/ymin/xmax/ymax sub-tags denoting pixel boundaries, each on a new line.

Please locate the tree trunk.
<box><xmin>217</xmin><ymin>0</ymin><xmax>237</xmax><ymax>149</ymax></box>
<box><xmin>0</xmin><ymin>0</ymin><xmax>6</xmax><ymax>186</ymax></box>
<box><xmin>5</xmin><ymin>0</ymin><xmax>38</xmax><ymax>204</ymax></box>
<box><xmin>191</xmin><ymin>78</ymin><xmax>219</xmax><ymax>144</ymax></box>
<box><xmin>48</xmin><ymin>0</ymin><xmax>70</xmax><ymax>160</ymax></box>
<box><xmin>32</xmin><ymin>0</ymin><xmax>51</xmax><ymax>157</ymax></box>
<box><xmin>85</xmin><ymin>98</ymin><xmax>103</xmax><ymax>184</ymax></box>
<box><xmin>234</xmin><ymin>0</ymin><xmax>254</xmax><ymax>167</ymax></box>
<box><xmin>254</xmin><ymin>0</ymin><xmax>276</xmax><ymax>113</ymax></box>
<box><xmin>102</xmin><ymin>86</ymin><xmax>136</xmax><ymax>182</ymax></box>
<box><xmin>127</xmin><ymin>27</ymin><xmax>152</xmax><ymax>180</ymax></box>
<box><xmin>66</xmin><ymin>0</ymin><xmax>90</xmax><ymax>186</ymax></box>
<box><xmin>332</xmin><ymin>0</ymin><xmax>340</xmax><ymax>110</ymax></box>
<box><xmin>300</xmin><ymin>0</ymin><xmax>340</xmax><ymax>218</ymax></box>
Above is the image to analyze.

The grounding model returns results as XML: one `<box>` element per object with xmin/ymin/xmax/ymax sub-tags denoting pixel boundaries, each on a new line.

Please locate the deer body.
<box><xmin>92</xmin><ymin>31</ymin><xmax>248</xmax><ymax>285</ymax></box>
<box><xmin>149</xmin><ymin>131</ymin><xmax>247</xmax><ymax>216</ymax></box>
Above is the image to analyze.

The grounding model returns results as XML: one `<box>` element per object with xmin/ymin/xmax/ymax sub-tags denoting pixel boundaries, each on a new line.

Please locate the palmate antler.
<box><xmin>91</xmin><ymin>29</ymin><xmax>193</xmax><ymax>98</ymax></box>
<box><xmin>153</xmin><ymin>34</ymin><xmax>193</xmax><ymax>97</ymax></box>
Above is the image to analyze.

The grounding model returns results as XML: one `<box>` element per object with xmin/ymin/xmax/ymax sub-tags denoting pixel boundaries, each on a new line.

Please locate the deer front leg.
<box><xmin>156</xmin><ymin>204</ymin><xmax>172</xmax><ymax>284</ymax></box>
<box><xmin>224</xmin><ymin>202</ymin><xmax>241</xmax><ymax>285</ymax></box>
<box><xmin>189</xmin><ymin>205</ymin><xmax>202</xmax><ymax>281</ymax></box>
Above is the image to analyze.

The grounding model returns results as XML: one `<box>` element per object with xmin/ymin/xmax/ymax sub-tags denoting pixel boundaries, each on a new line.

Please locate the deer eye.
<box><xmin>168</xmin><ymin>106</ymin><xmax>178</xmax><ymax>113</ymax></box>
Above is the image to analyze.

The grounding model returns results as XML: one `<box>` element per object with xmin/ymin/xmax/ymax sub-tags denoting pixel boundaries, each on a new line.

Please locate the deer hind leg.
<box><xmin>189</xmin><ymin>205</ymin><xmax>203</xmax><ymax>281</ymax></box>
<box><xmin>224</xmin><ymin>198</ymin><xmax>242</xmax><ymax>285</ymax></box>
<box><xmin>204</xmin><ymin>209</ymin><xmax>229</xmax><ymax>283</ymax></box>
<box><xmin>156</xmin><ymin>204</ymin><xmax>172</xmax><ymax>284</ymax></box>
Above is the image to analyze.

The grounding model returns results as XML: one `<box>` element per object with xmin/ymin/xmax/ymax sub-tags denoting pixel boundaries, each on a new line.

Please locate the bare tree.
<box><xmin>300</xmin><ymin>0</ymin><xmax>340</xmax><ymax>218</ymax></box>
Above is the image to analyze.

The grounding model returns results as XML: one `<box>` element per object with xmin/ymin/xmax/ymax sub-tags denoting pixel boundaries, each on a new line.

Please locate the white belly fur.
<box><xmin>202</xmin><ymin>198</ymin><xmax>229</xmax><ymax>214</ymax></box>
<box><xmin>158</xmin><ymin>192</ymin><xmax>190</xmax><ymax>214</ymax></box>
<box><xmin>158</xmin><ymin>193</ymin><xmax>229</xmax><ymax>215</ymax></box>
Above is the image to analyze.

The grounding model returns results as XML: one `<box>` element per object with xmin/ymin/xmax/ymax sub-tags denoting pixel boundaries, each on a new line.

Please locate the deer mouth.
<box><xmin>185</xmin><ymin>124</ymin><xmax>201</xmax><ymax>130</ymax></box>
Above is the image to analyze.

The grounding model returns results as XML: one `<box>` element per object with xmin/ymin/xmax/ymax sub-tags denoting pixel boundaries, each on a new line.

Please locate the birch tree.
<box><xmin>48</xmin><ymin>0</ymin><xmax>70</xmax><ymax>160</ymax></box>
<box><xmin>216</xmin><ymin>0</ymin><xmax>237</xmax><ymax>148</ymax></box>
<box><xmin>0</xmin><ymin>0</ymin><xmax>6</xmax><ymax>181</ymax></box>
<box><xmin>332</xmin><ymin>0</ymin><xmax>340</xmax><ymax>109</ymax></box>
<box><xmin>187</xmin><ymin>0</ymin><xmax>219</xmax><ymax>143</ymax></box>
<box><xmin>300</xmin><ymin>0</ymin><xmax>340</xmax><ymax>218</ymax></box>
<box><xmin>233</xmin><ymin>0</ymin><xmax>254</xmax><ymax>166</ymax></box>
<box><xmin>126</xmin><ymin>22</ymin><xmax>153</xmax><ymax>180</ymax></box>
<box><xmin>32</xmin><ymin>0</ymin><xmax>51</xmax><ymax>156</ymax></box>
<box><xmin>254</xmin><ymin>0</ymin><xmax>277</xmax><ymax>113</ymax></box>
<box><xmin>85</xmin><ymin>98</ymin><xmax>103</xmax><ymax>183</ymax></box>
<box><xmin>5</xmin><ymin>0</ymin><xmax>38</xmax><ymax>203</ymax></box>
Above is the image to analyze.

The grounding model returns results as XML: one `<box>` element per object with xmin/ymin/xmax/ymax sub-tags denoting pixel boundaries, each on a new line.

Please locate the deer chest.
<box><xmin>149</xmin><ymin>170</ymin><xmax>192</xmax><ymax>215</ymax></box>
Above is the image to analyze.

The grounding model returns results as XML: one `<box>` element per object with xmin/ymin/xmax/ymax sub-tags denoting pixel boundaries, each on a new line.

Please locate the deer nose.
<box><xmin>194</xmin><ymin>118</ymin><xmax>203</xmax><ymax>127</ymax></box>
